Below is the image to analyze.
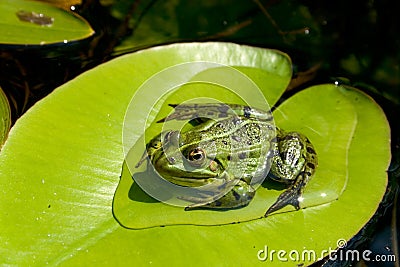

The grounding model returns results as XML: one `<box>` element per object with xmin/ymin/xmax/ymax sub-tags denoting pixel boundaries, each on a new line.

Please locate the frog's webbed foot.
<box><xmin>264</xmin><ymin>176</ymin><xmax>305</xmax><ymax>216</ymax></box>
<box><xmin>183</xmin><ymin>180</ymin><xmax>255</xmax><ymax>211</ymax></box>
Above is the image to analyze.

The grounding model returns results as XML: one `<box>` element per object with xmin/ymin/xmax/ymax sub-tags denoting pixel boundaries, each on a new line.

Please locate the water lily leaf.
<box><xmin>0</xmin><ymin>43</ymin><xmax>390</xmax><ymax>266</ymax></box>
<box><xmin>0</xmin><ymin>86</ymin><xmax>11</xmax><ymax>146</ymax></box>
<box><xmin>0</xmin><ymin>0</ymin><xmax>94</xmax><ymax>45</ymax></box>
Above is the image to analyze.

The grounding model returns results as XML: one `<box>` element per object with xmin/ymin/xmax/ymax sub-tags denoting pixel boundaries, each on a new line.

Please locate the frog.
<box><xmin>136</xmin><ymin>103</ymin><xmax>317</xmax><ymax>217</ymax></box>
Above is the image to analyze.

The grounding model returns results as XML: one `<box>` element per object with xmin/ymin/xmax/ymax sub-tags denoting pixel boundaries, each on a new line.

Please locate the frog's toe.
<box><xmin>264</xmin><ymin>188</ymin><xmax>301</xmax><ymax>217</ymax></box>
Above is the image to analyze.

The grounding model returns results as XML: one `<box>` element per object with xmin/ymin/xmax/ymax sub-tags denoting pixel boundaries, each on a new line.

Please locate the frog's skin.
<box><xmin>136</xmin><ymin>103</ymin><xmax>317</xmax><ymax>216</ymax></box>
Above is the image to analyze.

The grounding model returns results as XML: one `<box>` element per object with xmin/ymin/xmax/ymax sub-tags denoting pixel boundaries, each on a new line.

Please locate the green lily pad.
<box><xmin>0</xmin><ymin>86</ymin><xmax>11</xmax><ymax>146</ymax></box>
<box><xmin>0</xmin><ymin>43</ymin><xmax>390</xmax><ymax>266</ymax></box>
<box><xmin>0</xmin><ymin>0</ymin><xmax>94</xmax><ymax>45</ymax></box>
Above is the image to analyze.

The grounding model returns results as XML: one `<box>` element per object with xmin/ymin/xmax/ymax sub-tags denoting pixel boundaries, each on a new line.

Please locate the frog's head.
<box><xmin>142</xmin><ymin>130</ymin><xmax>226</xmax><ymax>187</ymax></box>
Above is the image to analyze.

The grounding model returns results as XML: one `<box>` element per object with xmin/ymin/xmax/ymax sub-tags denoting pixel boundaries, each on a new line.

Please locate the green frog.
<box><xmin>136</xmin><ymin>103</ymin><xmax>317</xmax><ymax>216</ymax></box>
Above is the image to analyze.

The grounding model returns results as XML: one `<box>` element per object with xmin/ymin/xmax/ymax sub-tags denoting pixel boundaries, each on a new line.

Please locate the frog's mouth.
<box><xmin>158</xmin><ymin>168</ymin><xmax>221</xmax><ymax>187</ymax></box>
<box><xmin>157</xmin><ymin>161</ymin><xmax>228</xmax><ymax>187</ymax></box>
<box><xmin>167</xmin><ymin>176</ymin><xmax>216</xmax><ymax>187</ymax></box>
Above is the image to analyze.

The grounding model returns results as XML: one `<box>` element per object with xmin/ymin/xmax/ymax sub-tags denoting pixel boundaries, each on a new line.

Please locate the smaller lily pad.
<box><xmin>0</xmin><ymin>0</ymin><xmax>94</xmax><ymax>45</ymax></box>
<box><xmin>0</xmin><ymin>86</ymin><xmax>11</xmax><ymax>147</ymax></box>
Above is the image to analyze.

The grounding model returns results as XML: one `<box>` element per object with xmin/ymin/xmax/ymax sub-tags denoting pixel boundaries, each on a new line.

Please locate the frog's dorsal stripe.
<box><xmin>157</xmin><ymin>103</ymin><xmax>273</xmax><ymax>123</ymax></box>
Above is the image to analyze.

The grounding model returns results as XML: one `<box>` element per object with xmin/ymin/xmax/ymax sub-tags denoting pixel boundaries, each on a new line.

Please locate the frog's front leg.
<box><xmin>265</xmin><ymin>131</ymin><xmax>317</xmax><ymax>216</ymax></box>
<box><xmin>184</xmin><ymin>180</ymin><xmax>255</xmax><ymax>210</ymax></box>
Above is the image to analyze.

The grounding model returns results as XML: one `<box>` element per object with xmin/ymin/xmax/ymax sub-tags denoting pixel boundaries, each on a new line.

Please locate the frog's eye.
<box><xmin>187</xmin><ymin>148</ymin><xmax>206</xmax><ymax>167</ymax></box>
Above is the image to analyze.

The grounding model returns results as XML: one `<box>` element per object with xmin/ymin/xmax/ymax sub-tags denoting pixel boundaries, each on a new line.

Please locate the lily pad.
<box><xmin>0</xmin><ymin>0</ymin><xmax>94</xmax><ymax>45</ymax></box>
<box><xmin>0</xmin><ymin>43</ymin><xmax>390</xmax><ymax>266</ymax></box>
<box><xmin>0</xmin><ymin>86</ymin><xmax>11</xmax><ymax>146</ymax></box>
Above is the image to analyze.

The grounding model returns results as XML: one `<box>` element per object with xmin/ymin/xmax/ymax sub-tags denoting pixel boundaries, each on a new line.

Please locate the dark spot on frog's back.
<box><xmin>306</xmin><ymin>146</ymin><xmax>316</xmax><ymax>154</ymax></box>
<box><xmin>216</xmin><ymin>105</ymin><xmax>229</xmax><ymax>118</ymax></box>
<box><xmin>283</xmin><ymin>135</ymin><xmax>296</xmax><ymax>141</ymax></box>
<box><xmin>214</xmin><ymin>200</ymin><xmax>222</xmax><ymax>207</ymax></box>
<box><xmin>217</xmin><ymin>104</ymin><xmax>230</xmax><ymax>112</ymax></box>
<box><xmin>232</xmin><ymin>117</ymin><xmax>241</xmax><ymax>125</ymax></box>
<box><xmin>218</xmin><ymin>112</ymin><xmax>228</xmax><ymax>118</ymax></box>
<box><xmin>232</xmin><ymin>190</ymin><xmax>241</xmax><ymax>201</ymax></box>
<box><xmin>304</xmin><ymin>171</ymin><xmax>312</xmax><ymax>176</ymax></box>
<box><xmin>306</xmin><ymin>162</ymin><xmax>315</xmax><ymax>169</ymax></box>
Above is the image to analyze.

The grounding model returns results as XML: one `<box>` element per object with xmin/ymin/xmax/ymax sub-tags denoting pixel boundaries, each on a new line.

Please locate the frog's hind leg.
<box><xmin>184</xmin><ymin>180</ymin><xmax>255</xmax><ymax>210</ymax></box>
<box><xmin>265</xmin><ymin>133</ymin><xmax>317</xmax><ymax>216</ymax></box>
<box><xmin>264</xmin><ymin>171</ymin><xmax>308</xmax><ymax>216</ymax></box>
<box><xmin>157</xmin><ymin>103</ymin><xmax>273</xmax><ymax>122</ymax></box>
